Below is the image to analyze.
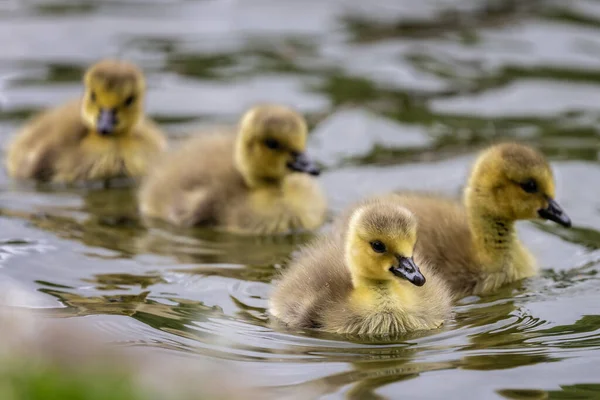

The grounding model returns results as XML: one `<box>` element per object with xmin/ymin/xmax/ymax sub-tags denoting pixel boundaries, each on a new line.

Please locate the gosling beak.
<box><xmin>538</xmin><ymin>197</ymin><xmax>571</xmax><ymax>228</ymax></box>
<box><xmin>390</xmin><ymin>256</ymin><xmax>426</xmax><ymax>287</ymax></box>
<box><xmin>287</xmin><ymin>152</ymin><xmax>320</xmax><ymax>176</ymax></box>
<box><xmin>97</xmin><ymin>108</ymin><xmax>118</xmax><ymax>136</ymax></box>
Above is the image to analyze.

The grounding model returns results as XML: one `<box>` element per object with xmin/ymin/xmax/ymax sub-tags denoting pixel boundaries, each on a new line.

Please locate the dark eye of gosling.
<box><xmin>264</xmin><ymin>138</ymin><xmax>280</xmax><ymax>150</ymax></box>
<box><xmin>520</xmin><ymin>179</ymin><xmax>538</xmax><ymax>194</ymax></box>
<box><xmin>123</xmin><ymin>95</ymin><xmax>136</xmax><ymax>107</ymax></box>
<box><xmin>370</xmin><ymin>240</ymin><xmax>386</xmax><ymax>253</ymax></box>
<box><xmin>90</xmin><ymin>91</ymin><xmax>97</xmax><ymax>102</ymax></box>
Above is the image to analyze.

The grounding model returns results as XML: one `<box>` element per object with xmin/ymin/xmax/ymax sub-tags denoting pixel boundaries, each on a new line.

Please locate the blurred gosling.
<box><xmin>138</xmin><ymin>104</ymin><xmax>326</xmax><ymax>235</ymax></box>
<box><xmin>269</xmin><ymin>198</ymin><xmax>452</xmax><ymax>336</ymax></box>
<box><xmin>5</xmin><ymin>59</ymin><xmax>167</xmax><ymax>184</ymax></box>
<box><xmin>391</xmin><ymin>142</ymin><xmax>571</xmax><ymax>298</ymax></box>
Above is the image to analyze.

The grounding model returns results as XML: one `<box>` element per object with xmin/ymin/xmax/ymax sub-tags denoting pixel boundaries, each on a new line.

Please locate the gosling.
<box><xmin>269</xmin><ymin>198</ymin><xmax>452</xmax><ymax>336</ymax></box>
<box><xmin>138</xmin><ymin>104</ymin><xmax>326</xmax><ymax>235</ymax></box>
<box><xmin>391</xmin><ymin>142</ymin><xmax>571</xmax><ymax>298</ymax></box>
<box><xmin>5</xmin><ymin>59</ymin><xmax>167</xmax><ymax>184</ymax></box>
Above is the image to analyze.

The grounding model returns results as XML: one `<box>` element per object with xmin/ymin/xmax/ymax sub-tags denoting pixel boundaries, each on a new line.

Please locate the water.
<box><xmin>1</xmin><ymin>0</ymin><xmax>600</xmax><ymax>398</ymax></box>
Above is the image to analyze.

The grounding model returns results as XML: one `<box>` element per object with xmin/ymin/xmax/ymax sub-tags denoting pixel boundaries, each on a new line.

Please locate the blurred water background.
<box><xmin>0</xmin><ymin>0</ymin><xmax>600</xmax><ymax>398</ymax></box>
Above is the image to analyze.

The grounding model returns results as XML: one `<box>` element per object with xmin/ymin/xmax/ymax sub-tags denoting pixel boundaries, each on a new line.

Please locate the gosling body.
<box><xmin>270</xmin><ymin>198</ymin><xmax>452</xmax><ymax>336</ymax></box>
<box><xmin>139</xmin><ymin>105</ymin><xmax>326</xmax><ymax>235</ymax></box>
<box><xmin>391</xmin><ymin>143</ymin><xmax>571</xmax><ymax>298</ymax></box>
<box><xmin>6</xmin><ymin>60</ymin><xmax>167</xmax><ymax>184</ymax></box>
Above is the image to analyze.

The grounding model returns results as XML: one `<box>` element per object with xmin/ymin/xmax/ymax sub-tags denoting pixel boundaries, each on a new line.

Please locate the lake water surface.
<box><xmin>1</xmin><ymin>0</ymin><xmax>600</xmax><ymax>398</ymax></box>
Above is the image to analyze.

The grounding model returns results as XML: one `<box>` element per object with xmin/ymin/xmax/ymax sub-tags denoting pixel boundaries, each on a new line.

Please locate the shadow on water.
<box><xmin>1</xmin><ymin>0</ymin><xmax>600</xmax><ymax>398</ymax></box>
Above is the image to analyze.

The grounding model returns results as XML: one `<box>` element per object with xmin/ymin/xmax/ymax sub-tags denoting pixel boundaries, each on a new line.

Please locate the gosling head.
<box><xmin>81</xmin><ymin>59</ymin><xmax>146</xmax><ymax>136</ymax></box>
<box><xmin>466</xmin><ymin>143</ymin><xmax>571</xmax><ymax>228</ymax></box>
<box><xmin>345</xmin><ymin>202</ymin><xmax>426</xmax><ymax>287</ymax></box>
<box><xmin>234</xmin><ymin>104</ymin><xmax>320</xmax><ymax>186</ymax></box>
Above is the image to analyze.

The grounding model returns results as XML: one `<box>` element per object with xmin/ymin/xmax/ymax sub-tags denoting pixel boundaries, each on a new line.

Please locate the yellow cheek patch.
<box><xmin>286</xmin><ymin>137</ymin><xmax>307</xmax><ymax>154</ymax></box>
<box><xmin>388</xmin><ymin>230</ymin><xmax>416</xmax><ymax>257</ymax></box>
<box><xmin>542</xmin><ymin>172</ymin><xmax>556</xmax><ymax>199</ymax></box>
<box><xmin>393</xmin><ymin>242</ymin><xmax>414</xmax><ymax>258</ymax></box>
<box><xmin>88</xmin><ymin>80</ymin><xmax>137</xmax><ymax>109</ymax></box>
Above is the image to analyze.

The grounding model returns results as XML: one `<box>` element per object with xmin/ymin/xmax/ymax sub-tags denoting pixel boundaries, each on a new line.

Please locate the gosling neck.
<box><xmin>119</xmin><ymin>120</ymin><xmax>141</xmax><ymax>137</ymax></box>
<box><xmin>346</xmin><ymin>260</ymin><xmax>414</xmax><ymax>310</ymax></box>
<box><xmin>234</xmin><ymin>141</ymin><xmax>281</xmax><ymax>189</ymax></box>
<box><xmin>344</xmin><ymin>250</ymin><xmax>394</xmax><ymax>292</ymax></box>
<box><xmin>350</xmin><ymin>271</ymin><xmax>395</xmax><ymax>290</ymax></box>
<box><xmin>465</xmin><ymin>189</ymin><xmax>519</xmax><ymax>269</ymax></box>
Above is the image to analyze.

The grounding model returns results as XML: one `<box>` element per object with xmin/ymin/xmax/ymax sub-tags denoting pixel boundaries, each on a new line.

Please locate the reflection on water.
<box><xmin>500</xmin><ymin>384</ymin><xmax>600</xmax><ymax>400</ymax></box>
<box><xmin>1</xmin><ymin>0</ymin><xmax>600</xmax><ymax>398</ymax></box>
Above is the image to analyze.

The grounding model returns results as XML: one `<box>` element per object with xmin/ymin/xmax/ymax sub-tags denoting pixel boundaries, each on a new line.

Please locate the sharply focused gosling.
<box><xmin>5</xmin><ymin>59</ymin><xmax>167</xmax><ymax>184</ymax></box>
<box><xmin>138</xmin><ymin>104</ymin><xmax>326</xmax><ymax>235</ymax></box>
<box><xmin>391</xmin><ymin>143</ymin><xmax>571</xmax><ymax>298</ymax></box>
<box><xmin>269</xmin><ymin>199</ymin><xmax>452</xmax><ymax>336</ymax></box>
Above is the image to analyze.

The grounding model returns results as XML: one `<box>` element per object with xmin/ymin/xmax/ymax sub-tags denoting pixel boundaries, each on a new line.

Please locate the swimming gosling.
<box><xmin>138</xmin><ymin>104</ymin><xmax>326</xmax><ymax>235</ymax></box>
<box><xmin>5</xmin><ymin>59</ymin><xmax>167</xmax><ymax>184</ymax></box>
<box><xmin>391</xmin><ymin>142</ymin><xmax>571</xmax><ymax>298</ymax></box>
<box><xmin>269</xmin><ymin>198</ymin><xmax>452</xmax><ymax>336</ymax></box>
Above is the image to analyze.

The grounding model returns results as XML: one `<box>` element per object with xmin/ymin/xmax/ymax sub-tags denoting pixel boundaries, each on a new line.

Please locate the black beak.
<box><xmin>287</xmin><ymin>152</ymin><xmax>320</xmax><ymax>176</ymax></box>
<box><xmin>97</xmin><ymin>108</ymin><xmax>117</xmax><ymax>135</ymax></box>
<box><xmin>538</xmin><ymin>197</ymin><xmax>571</xmax><ymax>228</ymax></box>
<box><xmin>390</xmin><ymin>256</ymin><xmax>426</xmax><ymax>287</ymax></box>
